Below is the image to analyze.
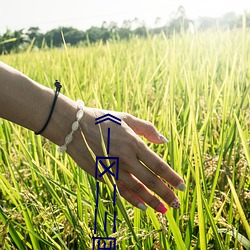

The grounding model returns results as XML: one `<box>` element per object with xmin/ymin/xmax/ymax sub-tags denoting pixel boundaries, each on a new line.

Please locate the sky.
<box><xmin>0</xmin><ymin>0</ymin><xmax>249</xmax><ymax>34</ymax></box>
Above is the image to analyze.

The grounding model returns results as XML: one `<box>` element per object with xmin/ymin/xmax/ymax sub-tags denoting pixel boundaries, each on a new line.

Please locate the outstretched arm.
<box><xmin>0</xmin><ymin>61</ymin><xmax>186</xmax><ymax>213</ymax></box>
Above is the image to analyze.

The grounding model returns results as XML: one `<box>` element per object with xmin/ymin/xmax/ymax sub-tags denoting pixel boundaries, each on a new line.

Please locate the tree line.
<box><xmin>0</xmin><ymin>10</ymin><xmax>249</xmax><ymax>54</ymax></box>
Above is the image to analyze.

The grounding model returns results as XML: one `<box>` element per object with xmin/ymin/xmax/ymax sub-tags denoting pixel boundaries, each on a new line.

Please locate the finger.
<box><xmin>129</xmin><ymin>160</ymin><xmax>181</xmax><ymax>210</ymax></box>
<box><xmin>137</xmin><ymin>143</ymin><xmax>186</xmax><ymax>191</ymax></box>
<box><xmin>118</xmin><ymin>171</ymin><xmax>168</xmax><ymax>213</ymax></box>
<box><xmin>116</xmin><ymin>180</ymin><xmax>148</xmax><ymax>211</ymax></box>
<box><xmin>125</xmin><ymin>114</ymin><xmax>168</xmax><ymax>144</ymax></box>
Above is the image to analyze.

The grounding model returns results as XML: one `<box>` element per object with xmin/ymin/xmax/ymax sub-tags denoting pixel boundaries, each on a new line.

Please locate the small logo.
<box><xmin>92</xmin><ymin>237</ymin><xmax>116</xmax><ymax>250</ymax></box>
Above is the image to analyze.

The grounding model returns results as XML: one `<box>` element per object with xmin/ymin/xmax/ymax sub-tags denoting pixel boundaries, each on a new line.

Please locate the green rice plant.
<box><xmin>0</xmin><ymin>29</ymin><xmax>249</xmax><ymax>249</ymax></box>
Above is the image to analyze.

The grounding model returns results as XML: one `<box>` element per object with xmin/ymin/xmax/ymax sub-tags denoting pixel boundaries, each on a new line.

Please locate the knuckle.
<box><xmin>145</xmin><ymin>175</ymin><xmax>158</xmax><ymax>189</ymax></box>
<box><xmin>117</xmin><ymin>183</ymin><xmax>127</xmax><ymax>195</ymax></box>
<box><xmin>131</xmin><ymin>183</ymin><xmax>144</xmax><ymax>194</ymax></box>
<box><xmin>123</xmin><ymin>113</ymin><xmax>133</xmax><ymax>123</ymax></box>
<box><xmin>136</xmin><ymin>139</ymin><xmax>147</xmax><ymax>154</ymax></box>
<box><xmin>146</xmin><ymin>120</ymin><xmax>154</xmax><ymax>127</ymax></box>
<box><xmin>145</xmin><ymin>121</ymin><xmax>155</xmax><ymax>132</ymax></box>
<box><xmin>125</xmin><ymin>135</ymin><xmax>142</xmax><ymax>152</ymax></box>
<box><xmin>154</xmin><ymin>161</ymin><xmax>166</xmax><ymax>176</ymax></box>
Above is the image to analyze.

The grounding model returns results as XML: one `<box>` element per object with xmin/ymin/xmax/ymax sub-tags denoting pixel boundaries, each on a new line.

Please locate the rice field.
<box><xmin>0</xmin><ymin>29</ymin><xmax>250</xmax><ymax>250</ymax></box>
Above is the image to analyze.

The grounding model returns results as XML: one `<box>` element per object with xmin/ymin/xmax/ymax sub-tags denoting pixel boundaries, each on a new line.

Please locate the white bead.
<box><xmin>72</xmin><ymin>121</ymin><xmax>79</xmax><ymax>131</ymax></box>
<box><xmin>65</xmin><ymin>133</ymin><xmax>73</xmax><ymax>144</ymax></box>
<box><xmin>57</xmin><ymin>145</ymin><xmax>67</xmax><ymax>153</ymax></box>
<box><xmin>76</xmin><ymin>100</ymin><xmax>84</xmax><ymax>108</ymax></box>
<box><xmin>76</xmin><ymin>109</ymin><xmax>84</xmax><ymax>120</ymax></box>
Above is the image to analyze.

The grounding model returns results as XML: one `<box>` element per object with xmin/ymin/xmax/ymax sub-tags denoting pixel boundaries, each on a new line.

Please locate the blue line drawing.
<box><xmin>113</xmin><ymin>211</ymin><xmax>116</xmax><ymax>233</ymax></box>
<box><xmin>107</xmin><ymin>128</ymin><xmax>110</xmax><ymax>154</ymax></box>
<box><xmin>95</xmin><ymin>157</ymin><xmax>119</xmax><ymax>180</ymax></box>
<box><xmin>96</xmin><ymin>182</ymin><xmax>99</xmax><ymax>207</ymax></box>
<box><xmin>93</xmin><ymin>116</ymin><xmax>121</xmax><ymax>250</ymax></box>
<box><xmin>94</xmin><ymin>208</ymin><xmax>98</xmax><ymax>234</ymax></box>
<box><xmin>95</xmin><ymin>114</ymin><xmax>121</xmax><ymax>126</ymax></box>
<box><xmin>92</xmin><ymin>237</ymin><xmax>116</xmax><ymax>250</ymax></box>
<box><xmin>99</xmin><ymin>161</ymin><xmax>116</xmax><ymax>177</ymax></box>
<box><xmin>104</xmin><ymin>212</ymin><xmax>108</xmax><ymax>232</ymax></box>
<box><xmin>113</xmin><ymin>184</ymin><xmax>116</xmax><ymax>206</ymax></box>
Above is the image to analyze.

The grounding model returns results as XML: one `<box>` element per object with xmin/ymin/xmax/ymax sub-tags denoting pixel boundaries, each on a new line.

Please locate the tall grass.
<box><xmin>0</xmin><ymin>30</ymin><xmax>249</xmax><ymax>249</ymax></box>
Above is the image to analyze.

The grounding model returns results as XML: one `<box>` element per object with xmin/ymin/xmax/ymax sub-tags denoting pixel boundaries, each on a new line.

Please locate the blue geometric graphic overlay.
<box><xmin>113</xmin><ymin>184</ymin><xmax>116</xmax><ymax>206</ymax></box>
<box><xmin>95</xmin><ymin>157</ymin><xmax>119</xmax><ymax>180</ymax></box>
<box><xmin>92</xmin><ymin>237</ymin><xmax>116</xmax><ymax>250</ymax></box>
<box><xmin>113</xmin><ymin>211</ymin><xmax>116</xmax><ymax>233</ymax></box>
<box><xmin>94</xmin><ymin>208</ymin><xmax>98</xmax><ymax>234</ymax></box>
<box><xmin>95</xmin><ymin>114</ymin><xmax>121</xmax><ymax>126</ymax></box>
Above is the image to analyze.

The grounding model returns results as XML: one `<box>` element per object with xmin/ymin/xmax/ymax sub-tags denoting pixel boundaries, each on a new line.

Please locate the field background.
<box><xmin>0</xmin><ymin>30</ymin><xmax>250</xmax><ymax>249</ymax></box>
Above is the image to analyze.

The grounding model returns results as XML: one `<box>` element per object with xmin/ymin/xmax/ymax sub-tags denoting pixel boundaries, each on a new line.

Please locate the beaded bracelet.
<box><xmin>57</xmin><ymin>100</ymin><xmax>85</xmax><ymax>153</ymax></box>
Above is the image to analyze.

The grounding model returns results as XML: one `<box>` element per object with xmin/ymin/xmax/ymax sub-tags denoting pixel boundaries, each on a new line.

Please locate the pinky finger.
<box><xmin>116</xmin><ymin>181</ymin><xmax>148</xmax><ymax>211</ymax></box>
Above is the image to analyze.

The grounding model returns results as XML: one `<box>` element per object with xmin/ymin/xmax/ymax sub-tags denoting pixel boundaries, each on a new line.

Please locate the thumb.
<box><xmin>125</xmin><ymin>114</ymin><xmax>168</xmax><ymax>144</ymax></box>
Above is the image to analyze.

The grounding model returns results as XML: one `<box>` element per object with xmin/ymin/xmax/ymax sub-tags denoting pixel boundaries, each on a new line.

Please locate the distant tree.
<box><xmin>168</xmin><ymin>16</ymin><xmax>190</xmax><ymax>33</ymax></box>
<box><xmin>86</xmin><ymin>26</ymin><xmax>105</xmax><ymax>43</ymax></box>
<box><xmin>198</xmin><ymin>17</ymin><xmax>217</xmax><ymax>30</ymax></box>
<box><xmin>176</xmin><ymin>5</ymin><xmax>186</xmax><ymax>20</ymax></box>
<box><xmin>133</xmin><ymin>26</ymin><xmax>147</xmax><ymax>37</ymax></box>
<box><xmin>220</xmin><ymin>12</ymin><xmax>237</xmax><ymax>29</ymax></box>
<box><xmin>131</xmin><ymin>18</ymin><xmax>143</xmax><ymax>30</ymax></box>
<box><xmin>64</xmin><ymin>28</ymin><xmax>86</xmax><ymax>45</ymax></box>
<box><xmin>236</xmin><ymin>12</ymin><xmax>250</xmax><ymax>28</ymax></box>
<box><xmin>1</xmin><ymin>11</ymin><xmax>249</xmax><ymax>54</ymax></box>
<box><xmin>154</xmin><ymin>17</ymin><xmax>162</xmax><ymax>27</ymax></box>
<box><xmin>27</xmin><ymin>27</ymin><xmax>43</xmax><ymax>47</ymax></box>
<box><xmin>108</xmin><ymin>21</ymin><xmax>118</xmax><ymax>33</ymax></box>
<box><xmin>0</xmin><ymin>29</ymin><xmax>29</xmax><ymax>54</ymax></box>
<box><xmin>45</xmin><ymin>28</ymin><xmax>63</xmax><ymax>47</ymax></box>
<box><xmin>27</xmin><ymin>27</ymin><xmax>40</xmax><ymax>40</ymax></box>
<box><xmin>101</xmin><ymin>21</ymin><xmax>108</xmax><ymax>29</ymax></box>
<box><xmin>117</xmin><ymin>28</ymin><xmax>131</xmax><ymax>40</ymax></box>
<box><xmin>246</xmin><ymin>13</ymin><xmax>250</xmax><ymax>27</ymax></box>
<box><xmin>0</xmin><ymin>29</ymin><xmax>14</xmax><ymax>53</ymax></box>
<box><xmin>168</xmin><ymin>5</ymin><xmax>192</xmax><ymax>34</ymax></box>
<box><xmin>45</xmin><ymin>27</ymin><xmax>85</xmax><ymax>47</ymax></box>
<box><xmin>100</xmin><ymin>27</ymin><xmax>110</xmax><ymax>43</ymax></box>
<box><xmin>122</xmin><ymin>19</ymin><xmax>132</xmax><ymax>30</ymax></box>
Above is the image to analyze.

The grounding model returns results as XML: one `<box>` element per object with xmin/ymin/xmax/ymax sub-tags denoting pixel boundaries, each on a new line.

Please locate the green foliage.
<box><xmin>45</xmin><ymin>27</ymin><xmax>86</xmax><ymax>47</ymax></box>
<box><xmin>0</xmin><ymin>30</ymin><xmax>250</xmax><ymax>249</ymax></box>
<box><xmin>0</xmin><ymin>29</ymin><xmax>29</xmax><ymax>54</ymax></box>
<box><xmin>1</xmin><ymin>12</ymin><xmax>250</xmax><ymax>54</ymax></box>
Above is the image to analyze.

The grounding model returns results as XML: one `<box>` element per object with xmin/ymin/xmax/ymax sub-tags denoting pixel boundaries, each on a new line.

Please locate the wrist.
<box><xmin>42</xmin><ymin>93</ymin><xmax>79</xmax><ymax>146</ymax></box>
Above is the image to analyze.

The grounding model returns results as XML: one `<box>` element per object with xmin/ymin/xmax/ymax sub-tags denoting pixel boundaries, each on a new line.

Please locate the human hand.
<box><xmin>0</xmin><ymin>62</ymin><xmax>185</xmax><ymax>213</ymax></box>
<box><xmin>67</xmin><ymin>107</ymin><xmax>186</xmax><ymax>214</ymax></box>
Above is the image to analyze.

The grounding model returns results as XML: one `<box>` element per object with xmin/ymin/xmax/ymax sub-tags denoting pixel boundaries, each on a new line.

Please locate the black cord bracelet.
<box><xmin>35</xmin><ymin>80</ymin><xmax>62</xmax><ymax>135</ymax></box>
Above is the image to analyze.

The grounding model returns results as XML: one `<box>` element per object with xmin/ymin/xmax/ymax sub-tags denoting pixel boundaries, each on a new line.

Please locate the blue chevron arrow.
<box><xmin>95</xmin><ymin>114</ymin><xmax>121</xmax><ymax>126</ymax></box>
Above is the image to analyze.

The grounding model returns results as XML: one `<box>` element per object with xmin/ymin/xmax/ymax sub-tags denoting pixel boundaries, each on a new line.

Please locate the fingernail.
<box><xmin>170</xmin><ymin>199</ymin><xmax>181</xmax><ymax>209</ymax></box>
<box><xmin>158</xmin><ymin>134</ymin><xmax>168</xmax><ymax>143</ymax></box>
<box><xmin>137</xmin><ymin>203</ymin><xmax>147</xmax><ymax>211</ymax></box>
<box><xmin>177</xmin><ymin>182</ymin><xmax>186</xmax><ymax>191</ymax></box>
<box><xmin>156</xmin><ymin>203</ymin><xmax>168</xmax><ymax>214</ymax></box>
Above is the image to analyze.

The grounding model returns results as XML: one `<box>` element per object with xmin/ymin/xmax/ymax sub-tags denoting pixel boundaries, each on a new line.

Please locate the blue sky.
<box><xmin>0</xmin><ymin>0</ymin><xmax>249</xmax><ymax>33</ymax></box>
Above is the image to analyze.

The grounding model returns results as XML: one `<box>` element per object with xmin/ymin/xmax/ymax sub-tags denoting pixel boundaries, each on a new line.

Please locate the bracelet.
<box><xmin>57</xmin><ymin>100</ymin><xmax>85</xmax><ymax>153</ymax></box>
<box><xmin>35</xmin><ymin>80</ymin><xmax>62</xmax><ymax>135</ymax></box>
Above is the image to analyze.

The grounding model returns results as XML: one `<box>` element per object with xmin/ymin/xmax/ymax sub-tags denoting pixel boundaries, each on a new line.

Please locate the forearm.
<box><xmin>0</xmin><ymin>61</ymin><xmax>77</xmax><ymax>146</ymax></box>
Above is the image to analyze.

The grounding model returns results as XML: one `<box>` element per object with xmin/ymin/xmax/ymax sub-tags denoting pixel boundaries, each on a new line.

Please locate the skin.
<box><xmin>0</xmin><ymin>61</ymin><xmax>185</xmax><ymax>213</ymax></box>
